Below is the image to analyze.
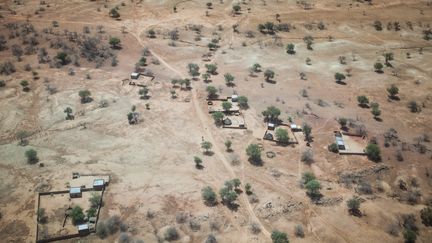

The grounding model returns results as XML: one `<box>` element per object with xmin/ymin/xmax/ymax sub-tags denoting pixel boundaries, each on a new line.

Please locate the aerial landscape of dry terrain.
<box><xmin>0</xmin><ymin>0</ymin><xmax>431</xmax><ymax>242</ymax></box>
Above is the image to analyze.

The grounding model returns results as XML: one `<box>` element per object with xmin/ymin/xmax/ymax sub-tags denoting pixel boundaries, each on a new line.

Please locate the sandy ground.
<box><xmin>0</xmin><ymin>0</ymin><xmax>431</xmax><ymax>242</ymax></box>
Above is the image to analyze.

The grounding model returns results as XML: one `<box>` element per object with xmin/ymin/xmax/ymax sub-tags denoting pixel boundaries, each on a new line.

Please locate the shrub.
<box><xmin>305</xmin><ymin>179</ymin><xmax>320</xmax><ymax>198</ymax></box>
<box><xmin>202</xmin><ymin>186</ymin><xmax>217</xmax><ymax>205</ymax></box>
<box><xmin>301</xmin><ymin>172</ymin><xmax>315</xmax><ymax>185</ymax></box>
<box><xmin>301</xmin><ymin>149</ymin><xmax>313</xmax><ymax>164</ymax></box>
<box><xmin>238</xmin><ymin>96</ymin><xmax>248</xmax><ymax>109</ymax></box>
<box><xmin>262</xmin><ymin>106</ymin><xmax>281</xmax><ymax>121</ymax></box>
<box><xmin>106</xmin><ymin>215</ymin><xmax>122</xmax><ymax>234</ymax></box>
<box><xmin>420</xmin><ymin>207</ymin><xmax>432</xmax><ymax>226</ymax></box>
<box><xmin>164</xmin><ymin>226</ymin><xmax>179</xmax><ymax>241</ymax></box>
<box><xmin>335</xmin><ymin>72</ymin><xmax>346</xmax><ymax>83</ymax></box>
<box><xmin>0</xmin><ymin>80</ymin><xmax>5</xmax><ymax>87</ymax></box>
<box><xmin>201</xmin><ymin>141</ymin><xmax>212</xmax><ymax>154</ymax></box>
<box><xmin>109</xmin><ymin>37</ymin><xmax>121</xmax><ymax>48</ymax></box>
<box><xmin>294</xmin><ymin>224</ymin><xmax>305</xmax><ymax>238</ymax></box>
<box><xmin>403</xmin><ymin>229</ymin><xmax>417</xmax><ymax>243</ymax></box>
<box><xmin>96</xmin><ymin>221</ymin><xmax>109</xmax><ymax>239</ymax></box>
<box><xmin>275</xmin><ymin>128</ymin><xmax>289</xmax><ymax>143</ymax></box>
<box><xmin>357</xmin><ymin>95</ymin><xmax>369</xmax><ymax>107</ymax></box>
<box><xmin>194</xmin><ymin>156</ymin><xmax>203</xmax><ymax>168</ymax></box>
<box><xmin>271</xmin><ymin>230</ymin><xmax>289</xmax><ymax>243</ymax></box>
<box><xmin>205</xmin><ymin>234</ymin><xmax>217</xmax><ymax>243</ymax></box>
<box><xmin>89</xmin><ymin>193</ymin><xmax>101</xmax><ymax>208</ymax></box>
<box><xmin>347</xmin><ymin>196</ymin><xmax>361</xmax><ymax>215</ymax></box>
<box><xmin>365</xmin><ymin>143</ymin><xmax>381</xmax><ymax>162</ymax></box>
<box><xmin>408</xmin><ymin>101</ymin><xmax>420</xmax><ymax>113</ymax></box>
<box><xmin>224</xmin><ymin>140</ymin><xmax>232</xmax><ymax>151</ymax></box>
<box><xmin>250</xmin><ymin>222</ymin><xmax>261</xmax><ymax>234</ymax></box>
<box><xmin>78</xmin><ymin>90</ymin><xmax>92</xmax><ymax>103</ymax></box>
<box><xmin>246</xmin><ymin>144</ymin><xmax>261</xmax><ymax>164</ymax></box>
<box><xmin>206</xmin><ymin>85</ymin><xmax>218</xmax><ymax>98</ymax></box>
<box><xmin>70</xmin><ymin>206</ymin><xmax>85</xmax><ymax>225</ymax></box>
<box><xmin>328</xmin><ymin>143</ymin><xmax>339</xmax><ymax>153</ymax></box>
<box><xmin>118</xmin><ymin>233</ymin><xmax>133</xmax><ymax>243</ymax></box>
<box><xmin>25</xmin><ymin>149</ymin><xmax>39</xmax><ymax>164</ymax></box>
<box><xmin>86</xmin><ymin>207</ymin><xmax>97</xmax><ymax>218</ymax></box>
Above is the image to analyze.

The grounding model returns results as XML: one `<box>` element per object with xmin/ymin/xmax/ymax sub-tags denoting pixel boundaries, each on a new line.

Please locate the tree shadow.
<box><xmin>195</xmin><ymin>164</ymin><xmax>204</xmax><ymax>170</ymax></box>
<box><xmin>234</xmin><ymin>188</ymin><xmax>243</xmax><ymax>194</ymax></box>
<box><xmin>373</xmin><ymin>117</ymin><xmax>383</xmax><ymax>122</ymax></box>
<box><xmin>203</xmin><ymin>79</ymin><xmax>212</xmax><ymax>83</ymax></box>
<box><xmin>226</xmin><ymin>83</ymin><xmax>236</xmax><ymax>87</ymax></box>
<box><xmin>349</xmin><ymin>209</ymin><xmax>363</xmax><ymax>217</ymax></box>
<box><xmin>266</xmin><ymin>79</ymin><xmax>277</xmax><ymax>84</ymax></box>
<box><xmin>223</xmin><ymin>202</ymin><xmax>239</xmax><ymax>211</ymax></box>
<box><xmin>375</xmin><ymin>70</ymin><xmax>384</xmax><ymax>74</ymax></box>
<box><xmin>204</xmin><ymin>151</ymin><xmax>214</xmax><ymax>156</ymax></box>
<box><xmin>358</xmin><ymin>104</ymin><xmax>369</xmax><ymax>108</ymax></box>
<box><xmin>336</xmin><ymin>81</ymin><xmax>347</xmax><ymax>85</ymax></box>
<box><xmin>388</xmin><ymin>95</ymin><xmax>400</xmax><ymax>101</ymax></box>
<box><xmin>248</xmin><ymin>158</ymin><xmax>263</xmax><ymax>166</ymax></box>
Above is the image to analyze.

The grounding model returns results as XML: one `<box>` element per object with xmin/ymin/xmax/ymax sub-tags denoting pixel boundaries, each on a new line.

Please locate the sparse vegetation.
<box><xmin>25</xmin><ymin>149</ymin><xmax>39</xmax><ymax>164</ymax></box>
<box><xmin>271</xmin><ymin>230</ymin><xmax>289</xmax><ymax>243</ymax></box>
<box><xmin>365</xmin><ymin>143</ymin><xmax>381</xmax><ymax>162</ymax></box>
<box><xmin>246</xmin><ymin>144</ymin><xmax>261</xmax><ymax>164</ymax></box>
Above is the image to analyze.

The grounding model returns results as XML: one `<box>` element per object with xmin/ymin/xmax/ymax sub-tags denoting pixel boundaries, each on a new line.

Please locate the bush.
<box><xmin>202</xmin><ymin>186</ymin><xmax>217</xmax><ymax>205</ymax></box>
<box><xmin>301</xmin><ymin>149</ymin><xmax>313</xmax><ymax>164</ymax></box>
<box><xmin>78</xmin><ymin>90</ymin><xmax>92</xmax><ymax>103</ymax></box>
<box><xmin>347</xmin><ymin>196</ymin><xmax>361</xmax><ymax>215</ymax></box>
<box><xmin>294</xmin><ymin>224</ymin><xmax>305</xmax><ymax>238</ymax></box>
<box><xmin>25</xmin><ymin>149</ymin><xmax>39</xmax><ymax>164</ymax></box>
<box><xmin>246</xmin><ymin>144</ymin><xmax>262</xmax><ymax>164</ymax></box>
<box><xmin>118</xmin><ymin>233</ymin><xmax>133</xmax><ymax>243</ymax></box>
<box><xmin>86</xmin><ymin>207</ymin><xmax>97</xmax><ymax>218</ymax></box>
<box><xmin>250</xmin><ymin>222</ymin><xmax>261</xmax><ymax>234</ymax></box>
<box><xmin>328</xmin><ymin>143</ymin><xmax>338</xmax><ymax>153</ymax></box>
<box><xmin>106</xmin><ymin>215</ymin><xmax>122</xmax><ymax>234</ymax></box>
<box><xmin>0</xmin><ymin>80</ymin><xmax>6</xmax><ymax>87</ymax></box>
<box><xmin>420</xmin><ymin>207</ymin><xmax>432</xmax><ymax>226</ymax></box>
<box><xmin>305</xmin><ymin>179</ymin><xmax>320</xmax><ymax>198</ymax></box>
<box><xmin>89</xmin><ymin>193</ymin><xmax>101</xmax><ymax>208</ymax></box>
<box><xmin>403</xmin><ymin>229</ymin><xmax>417</xmax><ymax>243</ymax></box>
<box><xmin>365</xmin><ymin>143</ymin><xmax>381</xmax><ymax>162</ymax></box>
<box><xmin>238</xmin><ymin>96</ymin><xmax>248</xmax><ymax>109</ymax></box>
<box><xmin>302</xmin><ymin>172</ymin><xmax>315</xmax><ymax>185</ymax></box>
<box><xmin>96</xmin><ymin>221</ymin><xmax>109</xmax><ymax>239</ymax></box>
<box><xmin>408</xmin><ymin>101</ymin><xmax>421</xmax><ymax>113</ymax></box>
<box><xmin>205</xmin><ymin>234</ymin><xmax>217</xmax><ymax>243</ymax></box>
<box><xmin>164</xmin><ymin>226</ymin><xmax>179</xmax><ymax>241</ymax></box>
<box><xmin>70</xmin><ymin>206</ymin><xmax>85</xmax><ymax>225</ymax></box>
<box><xmin>275</xmin><ymin>128</ymin><xmax>289</xmax><ymax>143</ymax></box>
<box><xmin>271</xmin><ymin>230</ymin><xmax>289</xmax><ymax>243</ymax></box>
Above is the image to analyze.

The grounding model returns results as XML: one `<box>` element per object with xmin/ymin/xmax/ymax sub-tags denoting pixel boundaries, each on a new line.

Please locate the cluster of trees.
<box><xmin>302</xmin><ymin>172</ymin><xmax>321</xmax><ymax>199</ymax></box>
<box><xmin>246</xmin><ymin>144</ymin><xmax>262</xmax><ymax>165</ymax></box>
<box><xmin>171</xmin><ymin>78</ymin><xmax>191</xmax><ymax>90</ymax></box>
<box><xmin>188</xmin><ymin>63</ymin><xmax>200</xmax><ymax>79</ymax></box>
<box><xmin>87</xmin><ymin>193</ymin><xmax>102</xmax><ymax>218</ymax></box>
<box><xmin>262</xmin><ymin>106</ymin><xmax>281</xmax><ymax>122</ymax></box>
<box><xmin>202</xmin><ymin>179</ymin><xmax>243</xmax><ymax>208</ymax></box>
<box><xmin>127</xmin><ymin>105</ymin><xmax>140</xmax><ymax>125</ymax></box>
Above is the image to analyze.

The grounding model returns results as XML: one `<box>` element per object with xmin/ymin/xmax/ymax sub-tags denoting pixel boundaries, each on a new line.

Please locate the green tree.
<box><xmin>286</xmin><ymin>43</ymin><xmax>295</xmax><ymax>54</ymax></box>
<box><xmin>303</xmin><ymin>123</ymin><xmax>312</xmax><ymax>142</ymax></box>
<box><xmin>305</xmin><ymin>179</ymin><xmax>321</xmax><ymax>197</ymax></box>
<box><xmin>303</xmin><ymin>35</ymin><xmax>314</xmax><ymax>50</ymax></box>
<box><xmin>271</xmin><ymin>230</ymin><xmax>289</xmax><ymax>243</ymax></box>
<box><xmin>371</xmin><ymin>106</ymin><xmax>381</xmax><ymax>119</ymax></box>
<box><xmin>383</xmin><ymin>52</ymin><xmax>394</xmax><ymax>66</ymax></box>
<box><xmin>206</xmin><ymin>86</ymin><xmax>218</xmax><ymax>98</ymax></box>
<box><xmin>79</xmin><ymin>90</ymin><xmax>92</xmax><ymax>103</ymax></box>
<box><xmin>16</xmin><ymin>130</ymin><xmax>29</xmax><ymax>146</ymax></box>
<box><xmin>70</xmin><ymin>206</ymin><xmax>85</xmax><ymax>225</ymax></box>
<box><xmin>365</xmin><ymin>143</ymin><xmax>381</xmax><ymax>161</ymax></box>
<box><xmin>56</xmin><ymin>52</ymin><xmax>70</xmax><ymax>65</ymax></box>
<box><xmin>20</xmin><ymin>80</ymin><xmax>29</xmax><ymax>91</ymax></box>
<box><xmin>246</xmin><ymin>144</ymin><xmax>261</xmax><ymax>164</ymax></box>
<box><xmin>222</xmin><ymin>101</ymin><xmax>232</xmax><ymax>112</ymax></box>
<box><xmin>86</xmin><ymin>207</ymin><xmax>97</xmax><ymax>218</ymax></box>
<box><xmin>139</xmin><ymin>87</ymin><xmax>149</xmax><ymax>99</ymax></box>
<box><xmin>232</xmin><ymin>5</ymin><xmax>241</xmax><ymax>14</ymax></box>
<box><xmin>212</xmin><ymin>111</ymin><xmax>224</xmax><ymax>125</ymax></box>
<box><xmin>387</xmin><ymin>84</ymin><xmax>399</xmax><ymax>99</ymax></box>
<box><xmin>374</xmin><ymin>62</ymin><xmax>384</xmax><ymax>72</ymax></box>
<box><xmin>403</xmin><ymin>229</ymin><xmax>417</xmax><ymax>243</ymax></box>
<box><xmin>357</xmin><ymin>95</ymin><xmax>369</xmax><ymax>107</ymax></box>
<box><xmin>420</xmin><ymin>207</ymin><xmax>432</xmax><ymax>226</ymax></box>
<box><xmin>232</xmin><ymin>179</ymin><xmax>241</xmax><ymax>189</ymax></box>
<box><xmin>302</xmin><ymin>172</ymin><xmax>316</xmax><ymax>185</ymax></box>
<box><xmin>110</xmin><ymin>8</ymin><xmax>120</xmax><ymax>18</ymax></box>
<box><xmin>335</xmin><ymin>72</ymin><xmax>346</xmax><ymax>83</ymax></box>
<box><xmin>275</xmin><ymin>128</ymin><xmax>289</xmax><ymax>143</ymax></box>
<box><xmin>25</xmin><ymin>149</ymin><xmax>39</xmax><ymax>164</ymax></box>
<box><xmin>338</xmin><ymin>118</ymin><xmax>347</xmax><ymax>128</ymax></box>
<box><xmin>262</xmin><ymin>106</ymin><xmax>281</xmax><ymax>121</ymax></box>
<box><xmin>347</xmin><ymin>196</ymin><xmax>361</xmax><ymax>215</ymax></box>
<box><xmin>219</xmin><ymin>187</ymin><xmax>237</xmax><ymax>206</ymax></box>
<box><xmin>202</xmin><ymin>73</ymin><xmax>210</xmax><ymax>82</ymax></box>
<box><xmin>205</xmin><ymin>63</ymin><xmax>217</xmax><ymax>74</ymax></box>
<box><xmin>224</xmin><ymin>73</ymin><xmax>235</xmax><ymax>86</ymax></box>
<box><xmin>245</xmin><ymin>183</ymin><xmax>252</xmax><ymax>195</ymax></box>
<box><xmin>251</xmin><ymin>63</ymin><xmax>261</xmax><ymax>72</ymax></box>
<box><xmin>238</xmin><ymin>96</ymin><xmax>248</xmax><ymax>109</ymax></box>
<box><xmin>201</xmin><ymin>141</ymin><xmax>213</xmax><ymax>154</ymax></box>
<box><xmin>109</xmin><ymin>37</ymin><xmax>121</xmax><ymax>48</ymax></box>
<box><xmin>202</xmin><ymin>186</ymin><xmax>217</xmax><ymax>205</ymax></box>
<box><xmin>194</xmin><ymin>156</ymin><xmax>203</xmax><ymax>168</ymax></box>
<box><xmin>89</xmin><ymin>193</ymin><xmax>102</xmax><ymax>208</ymax></box>
<box><xmin>64</xmin><ymin>107</ymin><xmax>73</xmax><ymax>120</ymax></box>
<box><xmin>225</xmin><ymin>140</ymin><xmax>232</xmax><ymax>151</ymax></box>
<box><xmin>264</xmin><ymin>69</ymin><xmax>275</xmax><ymax>82</ymax></box>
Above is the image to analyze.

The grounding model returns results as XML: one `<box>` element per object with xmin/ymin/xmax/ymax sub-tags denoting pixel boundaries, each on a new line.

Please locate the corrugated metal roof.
<box><xmin>93</xmin><ymin>179</ymin><xmax>105</xmax><ymax>186</ymax></box>
<box><xmin>70</xmin><ymin>187</ymin><xmax>81</xmax><ymax>194</ymax></box>
<box><xmin>78</xmin><ymin>224</ymin><xmax>89</xmax><ymax>230</ymax></box>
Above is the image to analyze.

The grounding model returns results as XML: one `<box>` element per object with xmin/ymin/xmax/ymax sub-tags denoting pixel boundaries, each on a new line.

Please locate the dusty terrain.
<box><xmin>0</xmin><ymin>0</ymin><xmax>431</xmax><ymax>242</ymax></box>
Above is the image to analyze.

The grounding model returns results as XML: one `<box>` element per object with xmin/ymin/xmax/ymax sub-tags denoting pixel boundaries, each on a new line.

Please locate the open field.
<box><xmin>0</xmin><ymin>0</ymin><xmax>431</xmax><ymax>242</ymax></box>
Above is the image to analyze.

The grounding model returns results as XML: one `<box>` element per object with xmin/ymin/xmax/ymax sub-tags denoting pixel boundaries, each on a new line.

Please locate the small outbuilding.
<box><xmin>335</xmin><ymin>136</ymin><xmax>346</xmax><ymax>150</ymax></box>
<box><xmin>131</xmin><ymin>72</ymin><xmax>140</xmax><ymax>79</ymax></box>
<box><xmin>264</xmin><ymin>132</ymin><xmax>274</xmax><ymax>140</ymax></box>
<box><xmin>231</xmin><ymin>95</ymin><xmax>238</xmax><ymax>102</ymax></box>
<box><xmin>268</xmin><ymin>123</ymin><xmax>276</xmax><ymax>130</ymax></box>
<box><xmin>290</xmin><ymin>124</ymin><xmax>302</xmax><ymax>131</ymax></box>
<box><xmin>77</xmin><ymin>223</ymin><xmax>90</xmax><ymax>235</ymax></box>
<box><xmin>93</xmin><ymin>179</ymin><xmax>105</xmax><ymax>191</ymax></box>
<box><xmin>69</xmin><ymin>187</ymin><xmax>82</xmax><ymax>198</ymax></box>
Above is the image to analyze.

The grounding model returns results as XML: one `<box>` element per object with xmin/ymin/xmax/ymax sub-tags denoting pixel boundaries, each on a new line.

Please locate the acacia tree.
<box><xmin>357</xmin><ymin>95</ymin><xmax>369</xmax><ymax>107</ymax></box>
<box><xmin>109</xmin><ymin>37</ymin><xmax>121</xmax><ymax>49</ymax></box>
<box><xmin>371</xmin><ymin>104</ymin><xmax>381</xmax><ymax>119</ymax></box>
<box><xmin>262</xmin><ymin>106</ymin><xmax>281</xmax><ymax>122</ymax></box>
<box><xmin>205</xmin><ymin>64</ymin><xmax>217</xmax><ymax>74</ymax></box>
<box><xmin>303</xmin><ymin>35</ymin><xmax>314</xmax><ymax>50</ymax></box>
<box><xmin>305</xmin><ymin>179</ymin><xmax>321</xmax><ymax>198</ymax></box>
<box><xmin>194</xmin><ymin>156</ymin><xmax>203</xmax><ymax>168</ymax></box>
<box><xmin>264</xmin><ymin>69</ymin><xmax>275</xmax><ymax>82</ymax></box>
<box><xmin>206</xmin><ymin>86</ymin><xmax>218</xmax><ymax>98</ymax></box>
<box><xmin>225</xmin><ymin>140</ymin><xmax>232</xmax><ymax>151</ymax></box>
<box><xmin>16</xmin><ymin>130</ymin><xmax>29</xmax><ymax>146</ymax></box>
<box><xmin>79</xmin><ymin>90</ymin><xmax>92</xmax><ymax>103</ymax></box>
<box><xmin>64</xmin><ymin>107</ymin><xmax>73</xmax><ymax>120</ymax></box>
<box><xmin>383</xmin><ymin>52</ymin><xmax>394</xmax><ymax>66</ymax></box>
<box><xmin>201</xmin><ymin>141</ymin><xmax>213</xmax><ymax>154</ymax></box>
<box><xmin>25</xmin><ymin>149</ymin><xmax>39</xmax><ymax>164</ymax></box>
<box><xmin>271</xmin><ymin>230</ymin><xmax>289</xmax><ymax>243</ymax></box>
<box><xmin>286</xmin><ymin>43</ymin><xmax>295</xmax><ymax>54</ymax></box>
<box><xmin>188</xmin><ymin>63</ymin><xmax>200</xmax><ymax>78</ymax></box>
<box><xmin>365</xmin><ymin>143</ymin><xmax>381</xmax><ymax>161</ymax></box>
<box><xmin>303</xmin><ymin>123</ymin><xmax>312</xmax><ymax>142</ymax></box>
<box><xmin>212</xmin><ymin>111</ymin><xmax>224</xmax><ymax>125</ymax></box>
<box><xmin>335</xmin><ymin>72</ymin><xmax>346</xmax><ymax>83</ymax></box>
<box><xmin>238</xmin><ymin>96</ymin><xmax>248</xmax><ymax>109</ymax></box>
<box><xmin>251</xmin><ymin>63</ymin><xmax>261</xmax><ymax>73</ymax></box>
<box><xmin>387</xmin><ymin>84</ymin><xmax>399</xmax><ymax>99</ymax></box>
<box><xmin>347</xmin><ymin>196</ymin><xmax>362</xmax><ymax>216</ymax></box>
<box><xmin>222</xmin><ymin>101</ymin><xmax>232</xmax><ymax>112</ymax></box>
<box><xmin>202</xmin><ymin>186</ymin><xmax>217</xmax><ymax>205</ymax></box>
<box><xmin>202</xmin><ymin>73</ymin><xmax>210</xmax><ymax>82</ymax></box>
<box><xmin>374</xmin><ymin>62</ymin><xmax>384</xmax><ymax>73</ymax></box>
<box><xmin>224</xmin><ymin>73</ymin><xmax>235</xmax><ymax>86</ymax></box>
<box><xmin>20</xmin><ymin>80</ymin><xmax>30</xmax><ymax>92</ymax></box>
<box><xmin>275</xmin><ymin>128</ymin><xmax>289</xmax><ymax>143</ymax></box>
<box><xmin>246</xmin><ymin>144</ymin><xmax>261</xmax><ymax>164</ymax></box>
